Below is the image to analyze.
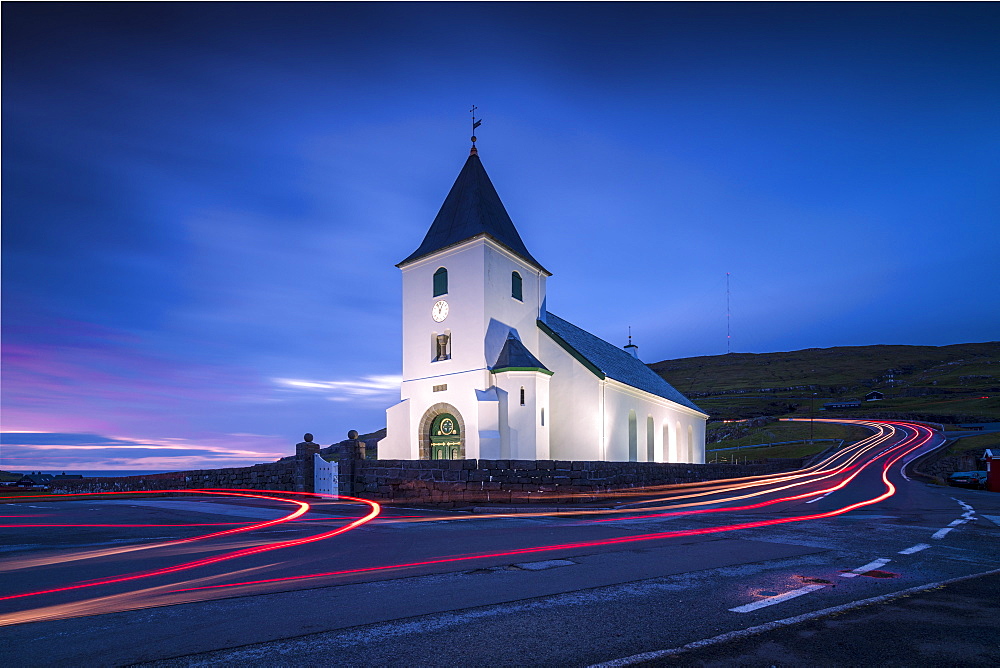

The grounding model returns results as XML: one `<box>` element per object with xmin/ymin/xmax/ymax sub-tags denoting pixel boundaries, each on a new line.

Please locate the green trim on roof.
<box><xmin>490</xmin><ymin>366</ymin><xmax>555</xmax><ymax>376</ymax></box>
<box><xmin>537</xmin><ymin>319</ymin><xmax>606</xmax><ymax>380</ymax></box>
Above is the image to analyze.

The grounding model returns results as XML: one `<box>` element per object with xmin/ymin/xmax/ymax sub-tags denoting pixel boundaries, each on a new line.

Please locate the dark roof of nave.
<box><xmin>540</xmin><ymin>313</ymin><xmax>706</xmax><ymax>414</ymax></box>
<box><xmin>492</xmin><ymin>333</ymin><xmax>551</xmax><ymax>373</ymax></box>
<box><xmin>398</xmin><ymin>152</ymin><xmax>548</xmax><ymax>273</ymax></box>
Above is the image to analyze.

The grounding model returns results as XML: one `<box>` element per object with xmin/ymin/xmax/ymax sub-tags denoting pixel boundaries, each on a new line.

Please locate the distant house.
<box><xmin>865</xmin><ymin>391</ymin><xmax>885</xmax><ymax>401</ymax></box>
<box><xmin>823</xmin><ymin>400</ymin><xmax>862</xmax><ymax>410</ymax></box>
<box><xmin>16</xmin><ymin>473</ymin><xmax>54</xmax><ymax>487</ymax></box>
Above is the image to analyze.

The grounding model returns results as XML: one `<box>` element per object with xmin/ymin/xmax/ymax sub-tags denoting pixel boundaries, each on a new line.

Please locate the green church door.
<box><xmin>430</xmin><ymin>413</ymin><xmax>461</xmax><ymax>460</ymax></box>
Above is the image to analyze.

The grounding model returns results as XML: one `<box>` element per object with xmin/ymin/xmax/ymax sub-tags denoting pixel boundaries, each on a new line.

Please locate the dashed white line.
<box><xmin>931</xmin><ymin>498</ymin><xmax>977</xmax><ymax>539</ymax></box>
<box><xmin>898</xmin><ymin>543</ymin><xmax>930</xmax><ymax>555</ymax></box>
<box><xmin>728</xmin><ymin>584</ymin><xmax>827</xmax><ymax>613</ymax></box>
<box><xmin>840</xmin><ymin>557</ymin><xmax>891</xmax><ymax>578</ymax></box>
<box><xmin>590</xmin><ymin>568</ymin><xmax>1000</xmax><ymax>667</ymax></box>
<box><xmin>804</xmin><ymin>491</ymin><xmax>832</xmax><ymax>504</ymax></box>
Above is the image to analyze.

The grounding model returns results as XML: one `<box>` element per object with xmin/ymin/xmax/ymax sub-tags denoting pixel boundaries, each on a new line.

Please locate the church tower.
<box><xmin>379</xmin><ymin>146</ymin><xmax>552</xmax><ymax>460</ymax></box>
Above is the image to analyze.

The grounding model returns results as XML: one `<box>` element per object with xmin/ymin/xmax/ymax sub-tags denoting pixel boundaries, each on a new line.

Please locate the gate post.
<box><xmin>295</xmin><ymin>433</ymin><xmax>320</xmax><ymax>493</ymax></box>
<box><xmin>337</xmin><ymin>430</ymin><xmax>366</xmax><ymax>496</ymax></box>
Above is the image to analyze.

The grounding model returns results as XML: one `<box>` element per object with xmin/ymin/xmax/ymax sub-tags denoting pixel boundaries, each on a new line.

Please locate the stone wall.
<box><xmin>912</xmin><ymin>442</ymin><xmax>987</xmax><ymax>484</ymax></box>
<box><xmin>43</xmin><ymin>439</ymin><xmax>804</xmax><ymax>508</ymax></box>
<box><xmin>350</xmin><ymin>458</ymin><xmax>805</xmax><ymax>508</ymax></box>
<box><xmin>50</xmin><ymin>459</ymin><xmax>301</xmax><ymax>494</ymax></box>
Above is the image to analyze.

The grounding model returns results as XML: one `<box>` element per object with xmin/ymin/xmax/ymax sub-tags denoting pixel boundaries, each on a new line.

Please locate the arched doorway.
<box><xmin>417</xmin><ymin>403</ymin><xmax>466</xmax><ymax>460</ymax></box>
<box><xmin>429</xmin><ymin>413</ymin><xmax>462</xmax><ymax>460</ymax></box>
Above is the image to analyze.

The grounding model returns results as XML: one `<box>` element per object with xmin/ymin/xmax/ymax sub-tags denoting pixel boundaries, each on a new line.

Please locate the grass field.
<box><xmin>943</xmin><ymin>430</ymin><xmax>1000</xmax><ymax>455</ymax></box>
<box><xmin>652</xmin><ymin>342</ymin><xmax>999</xmax><ymax>395</ymax></box>
<box><xmin>708</xmin><ymin>419</ymin><xmax>875</xmax><ymax>449</ymax></box>
<box><xmin>708</xmin><ymin>441</ymin><xmax>832</xmax><ymax>461</ymax></box>
<box><xmin>652</xmin><ymin>341</ymin><xmax>999</xmax><ymax>423</ymax></box>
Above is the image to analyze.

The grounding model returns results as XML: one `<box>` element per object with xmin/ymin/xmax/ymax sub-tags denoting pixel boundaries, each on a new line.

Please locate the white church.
<box><xmin>379</xmin><ymin>144</ymin><xmax>707</xmax><ymax>463</ymax></box>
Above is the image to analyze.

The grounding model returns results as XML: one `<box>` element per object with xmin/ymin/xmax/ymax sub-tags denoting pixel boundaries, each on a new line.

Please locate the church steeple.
<box><xmin>397</xmin><ymin>152</ymin><xmax>548</xmax><ymax>274</ymax></box>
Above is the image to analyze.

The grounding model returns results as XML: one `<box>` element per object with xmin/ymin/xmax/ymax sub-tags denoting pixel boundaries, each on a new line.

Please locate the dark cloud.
<box><xmin>2</xmin><ymin>2</ymin><xmax>998</xmax><ymax>469</ymax></box>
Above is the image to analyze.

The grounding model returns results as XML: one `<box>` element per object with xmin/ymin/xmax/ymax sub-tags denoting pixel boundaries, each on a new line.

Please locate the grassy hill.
<box><xmin>651</xmin><ymin>342</ymin><xmax>1000</xmax><ymax>424</ymax></box>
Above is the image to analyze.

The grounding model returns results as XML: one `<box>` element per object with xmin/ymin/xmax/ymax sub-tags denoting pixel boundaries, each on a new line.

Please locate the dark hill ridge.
<box><xmin>650</xmin><ymin>342</ymin><xmax>1000</xmax><ymax>422</ymax></box>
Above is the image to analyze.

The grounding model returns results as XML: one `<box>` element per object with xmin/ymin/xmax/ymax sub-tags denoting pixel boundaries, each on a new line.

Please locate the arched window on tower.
<box><xmin>433</xmin><ymin>267</ymin><xmax>448</xmax><ymax>297</ymax></box>
<box><xmin>520</xmin><ymin>387</ymin><xmax>526</xmax><ymax>406</ymax></box>
<box><xmin>511</xmin><ymin>271</ymin><xmax>523</xmax><ymax>301</ymax></box>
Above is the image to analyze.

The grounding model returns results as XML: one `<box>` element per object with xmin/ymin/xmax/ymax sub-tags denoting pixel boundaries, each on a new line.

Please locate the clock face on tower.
<box><xmin>431</xmin><ymin>300</ymin><xmax>450</xmax><ymax>322</ymax></box>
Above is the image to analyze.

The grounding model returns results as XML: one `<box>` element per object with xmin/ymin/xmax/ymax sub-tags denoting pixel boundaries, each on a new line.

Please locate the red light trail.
<box><xmin>0</xmin><ymin>420</ymin><xmax>940</xmax><ymax>625</ymax></box>
<box><xmin>167</xmin><ymin>422</ymin><xmax>935</xmax><ymax>594</ymax></box>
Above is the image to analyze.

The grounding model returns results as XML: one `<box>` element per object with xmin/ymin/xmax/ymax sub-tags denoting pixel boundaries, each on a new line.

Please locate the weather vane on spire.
<box><xmin>470</xmin><ymin>105</ymin><xmax>482</xmax><ymax>154</ymax></box>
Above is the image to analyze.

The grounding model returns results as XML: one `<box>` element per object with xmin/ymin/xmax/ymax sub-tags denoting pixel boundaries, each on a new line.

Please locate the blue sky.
<box><xmin>3</xmin><ymin>3</ymin><xmax>998</xmax><ymax>470</ymax></box>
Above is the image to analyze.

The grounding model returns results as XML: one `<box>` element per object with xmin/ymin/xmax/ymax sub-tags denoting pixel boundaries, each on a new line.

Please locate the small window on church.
<box><xmin>520</xmin><ymin>387</ymin><xmax>525</xmax><ymax>406</ymax></box>
<box><xmin>511</xmin><ymin>271</ymin><xmax>522</xmax><ymax>301</ymax></box>
<box><xmin>541</xmin><ymin>407</ymin><xmax>545</xmax><ymax>426</ymax></box>
<box><xmin>433</xmin><ymin>267</ymin><xmax>448</xmax><ymax>297</ymax></box>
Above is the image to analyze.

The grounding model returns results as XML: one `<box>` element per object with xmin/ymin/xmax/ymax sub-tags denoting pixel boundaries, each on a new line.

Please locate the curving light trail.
<box><xmin>0</xmin><ymin>491</ymin><xmax>379</xmax><ymax>604</ymax></box>
<box><xmin>0</xmin><ymin>420</ymin><xmax>940</xmax><ymax>625</ymax></box>
<box><xmin>163</xmin><ymin>421</ymin><xmax>937</xmax><ymax>595</ymax></box>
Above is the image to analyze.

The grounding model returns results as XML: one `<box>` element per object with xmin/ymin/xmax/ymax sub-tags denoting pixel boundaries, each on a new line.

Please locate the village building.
<box><xmin>378</xmin><ymin>144</ymin><xmax>708</xmax><ymax>463</ymax></box>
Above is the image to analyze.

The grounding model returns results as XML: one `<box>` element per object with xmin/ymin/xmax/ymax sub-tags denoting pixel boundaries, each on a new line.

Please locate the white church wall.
<box><xmin>691</xmin><ymin>419</ymin><xmax>706</xmax><ymax>464</ymax></box>
<box><xmin>381</xmin><ymin>399</ymin><xmax>411</xmax><ymax>459</ymax></box>
<box><xmin>538</xmin><ymin>334</ymin><xmax>604</xmax><ymax>461</ymax></box>
<box><xmin>400</xmin><ymin>239</ymin><xmax>488</xmax><ymax>381</ymax></box>
<box><xmin>476</xmin><ymin>387</ymin><xmax>502</xmax><ymax>459</ymax></box>
<box><xmin>492</xmin><ymin>369</ymin><xmax>551</xmax><ymax>460</ymax></box>
<box><xmin>603</xmin><ymin>379</ymin><xmax>707</xmax><ymax>463</ymax></box>
<box><xmin>400</xmin><ymin>369</ymin><xmax>488</xmax><ymax>459</ymax></box>
<box><xmin>482</xmin><ymin>241</ymin><xmax>547</xmax><ymax>362</ymax></box>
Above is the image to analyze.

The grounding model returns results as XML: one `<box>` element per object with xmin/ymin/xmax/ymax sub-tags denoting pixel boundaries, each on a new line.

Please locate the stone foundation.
<box><xmin>351</xmin><ymin>458</ymin><xmax>805</xmax><ymax>507</ymax></box>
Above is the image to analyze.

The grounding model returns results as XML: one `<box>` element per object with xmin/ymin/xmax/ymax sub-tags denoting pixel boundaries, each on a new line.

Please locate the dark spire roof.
<box><xmin>398</xmin><ymin>152</ymin><xmax>548</xmax><ymax>273</ymax></box>
<box><xmin>492</xmin><ymin>334</ymin><xmax>551</xmax><ymax>374</ymax></box>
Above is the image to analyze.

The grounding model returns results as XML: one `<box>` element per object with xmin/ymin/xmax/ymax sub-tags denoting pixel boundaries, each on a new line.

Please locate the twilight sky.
<box><xmin>3</xmin><ymin>3</ymin><xmax>998</xmax><ymax>471</ymax></box>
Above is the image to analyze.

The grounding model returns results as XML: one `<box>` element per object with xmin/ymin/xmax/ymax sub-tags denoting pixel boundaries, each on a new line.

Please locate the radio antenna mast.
<box><xmin>726</xmin><ymin>272</ymin><xmax>731</xmax><ymax>354</ymax></box>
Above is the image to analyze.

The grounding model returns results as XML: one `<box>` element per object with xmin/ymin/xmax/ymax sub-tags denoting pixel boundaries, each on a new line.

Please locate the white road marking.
<box><xmin>804</xmin><ymin>491</ymin><xmax>832</xmax><ymax>504</ymax></box>
<box><xmin>951</xmin><ymin>497</ymin><xmax>974</xmax><ymax>512</ymax></box>
<box><xmin>728</xmin><ymin>584</ymin><xmax>826</xmax><ymax>613</ymax></box>
<box><xmin>931</xmin><ymin>498</ymin><xmax>977</xmax><ymax>539</ymax></box>
<box><xmin>898</xmin><ymin>543</ymin><xmax>930</xmax><ymax>555</ymax></box>
<box><xmin>839</xmin><ymin>557</ymin><xmax>891</xmax><ymax>578</ymax></box>
<box><xmin>590</xmin><ymin>568</ymin><xmax>1000</xmax><ymax>667</ymax></box>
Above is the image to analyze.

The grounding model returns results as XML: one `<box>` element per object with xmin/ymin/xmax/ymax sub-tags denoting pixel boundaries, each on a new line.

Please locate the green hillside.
<box><xmin>651</xmin><ymin>342</ymin><xmax>1000</xmax><ymax>423</ymax></box>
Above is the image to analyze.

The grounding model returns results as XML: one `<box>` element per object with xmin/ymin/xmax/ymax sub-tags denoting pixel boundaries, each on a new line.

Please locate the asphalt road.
<box><xmin>2</xmin><ymin>420</ymin><xmax>998</xmax><ymax>666</ymax></box>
